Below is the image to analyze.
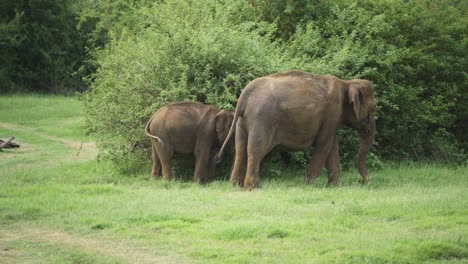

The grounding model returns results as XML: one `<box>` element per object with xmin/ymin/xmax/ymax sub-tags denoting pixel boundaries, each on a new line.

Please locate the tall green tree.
<box><xmin>0</xmin><ymin>1</ymin><xmax>24</xmax><ymax>90</ymax></box>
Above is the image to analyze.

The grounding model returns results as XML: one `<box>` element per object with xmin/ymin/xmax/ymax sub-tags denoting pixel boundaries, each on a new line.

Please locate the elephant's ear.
<box><xmin>215</xmin><ymin>110</ymin><xmax>232</xmax><ymax>133</ymax></box>
<box><xmin>348</xmin><ymin>84</ymin><xmax>364</xmax><ymax>121</ymax></box>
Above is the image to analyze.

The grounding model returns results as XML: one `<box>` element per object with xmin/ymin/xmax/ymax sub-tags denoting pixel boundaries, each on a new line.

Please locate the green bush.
<box><xmin>83</xmin><ymin>0</ymin><xmax>287</xmax><ymax>169</ymax></box>
<box><xmin>84</xmin><ymin>0</ymin><xmax>467</xmax><ymax>171</ymax></box>
<box><xmin>287</xmin><ymin>1</ymin><xmax>467</xmax><ymax>162</ymax></box>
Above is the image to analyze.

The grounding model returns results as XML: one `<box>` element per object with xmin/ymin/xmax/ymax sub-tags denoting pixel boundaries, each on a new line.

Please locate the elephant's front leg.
<box><xmin>229</xmin><ymin>122</ymin><xmax>248</xmax><ymax>186</ymax></box>
<box><xmin>305</xmin><ymin>130</ymin><xmax>336</xmax><ymax>183</ymax></box>
<box><xmin>325</xmin><ymin>136</ymin><xmax>340</xmax><ymax>186</ymax></box>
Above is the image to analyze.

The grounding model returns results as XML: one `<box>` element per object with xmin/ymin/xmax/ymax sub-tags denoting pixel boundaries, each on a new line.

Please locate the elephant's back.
<box><xmin>150</xmin><ymin>103</ymin><xmax>207</xmax><ymax>153</ymax></box>
<box><xmin>240</xmin><ymin>73</ymin><xmax>329</xmax><ymax>150</ymax></box>
<box><xmin>242</xmin><ymin>74</ymin><xmax>327</xmax><ymax>114</ymax></box>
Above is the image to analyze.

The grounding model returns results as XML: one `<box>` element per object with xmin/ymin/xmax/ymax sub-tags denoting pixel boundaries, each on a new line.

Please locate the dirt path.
<box><xmin>0</xmin><ymin>225</ymin><xmax>184</xmax><ymax>264</ymax></box>
<box><xmin>0</xmin><ymin>122</ymin><xmax>97</xmax><ymax>162</ymax></box>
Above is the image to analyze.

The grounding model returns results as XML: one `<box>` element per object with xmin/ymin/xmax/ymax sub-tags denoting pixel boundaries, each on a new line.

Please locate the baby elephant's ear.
<box><xmin>215</xmin><ymin>110</ymin><xmax>233</xmax><ymax>133</ymax></box>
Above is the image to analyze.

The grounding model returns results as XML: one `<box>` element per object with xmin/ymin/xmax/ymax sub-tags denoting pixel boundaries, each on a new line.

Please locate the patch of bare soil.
<box><xmin>0</xmin><ymin>226</ymin><xmax>185</xmax><ymax>264</ymax></box>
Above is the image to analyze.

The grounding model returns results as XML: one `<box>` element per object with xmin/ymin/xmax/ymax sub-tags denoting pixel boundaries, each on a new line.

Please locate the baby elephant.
<box><xmin>145</xmin><ymin>101</ymin><xmax>233</xmax><ymax>183</ymax></box>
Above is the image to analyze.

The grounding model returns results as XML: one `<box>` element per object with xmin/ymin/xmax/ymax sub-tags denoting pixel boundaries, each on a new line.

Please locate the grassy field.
<box><xmin>0</xmin><ymin>95</ymin><xmax>467</xmax><ymax>263</ymax></box>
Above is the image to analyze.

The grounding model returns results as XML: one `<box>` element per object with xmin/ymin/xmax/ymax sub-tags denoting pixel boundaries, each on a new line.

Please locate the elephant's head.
<box><xmin>215</xmin><ymin>110</ymin><xmax>234</xmax><ymax>151</ymax></box>
<box><xmin>345</xmin><ymin>80</ymin><xmax>376</xmax><ymax>182</ymax></box>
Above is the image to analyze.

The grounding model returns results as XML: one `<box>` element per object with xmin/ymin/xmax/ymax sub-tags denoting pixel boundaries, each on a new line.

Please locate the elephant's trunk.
<box><xmin>356</xmin><ymin>115</ymin><xmax>375</xmax><ymax>183</ymax></box>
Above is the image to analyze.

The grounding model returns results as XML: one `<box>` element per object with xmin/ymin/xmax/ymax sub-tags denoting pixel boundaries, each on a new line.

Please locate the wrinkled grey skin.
<box><xmin>216</xmin><ymin>71</ymin><xmax>376</xmax><ymax>189</ymax></box>
<box><xmin>145</xmin><ymin>101</ymin><xmax>233</xmax><ymax>183</ymax></box>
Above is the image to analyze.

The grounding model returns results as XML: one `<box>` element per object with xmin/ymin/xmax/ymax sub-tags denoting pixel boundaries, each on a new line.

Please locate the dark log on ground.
<box><xmin>0</xmin><ymin>137</ymin><xmax>20</xmax><ymax>149</ymax></box>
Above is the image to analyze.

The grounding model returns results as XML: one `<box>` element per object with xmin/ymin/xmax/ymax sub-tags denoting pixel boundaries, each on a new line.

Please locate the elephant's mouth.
<box><xmin>352</xmin><ymin>114</ymin><xmax>374</xmax><ymax>139</ymax></box>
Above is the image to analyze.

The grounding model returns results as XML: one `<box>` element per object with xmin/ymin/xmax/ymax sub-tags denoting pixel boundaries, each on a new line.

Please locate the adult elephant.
<box><xmin>215</xmin><ymin>70</ymin><xmax>376</xmax><ymax>189</ymax></box>
<box><xmin>145</xmin><ymin>101</ymin><xmax>233</xmax><ymax>183</ymax></box>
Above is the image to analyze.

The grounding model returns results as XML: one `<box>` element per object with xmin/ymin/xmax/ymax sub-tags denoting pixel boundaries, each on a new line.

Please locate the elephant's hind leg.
<box><xmin>244</xmin><ymin>127</ymin><xmax>275</xmax><ymax>189</ymax></box>
<box><xmin>151</xmin><ymin>140</ymin><xmax>162</xmax><ymax>179</ymax></box>
<box><xmin>230</xmin><ymin>121</ymin><xmax>248</xmax><ymax>186</ymax></box>
<box><xmin>155</xmin><ymin>143</ymin><xmax>174</xmax><ymax>181</ymax></box>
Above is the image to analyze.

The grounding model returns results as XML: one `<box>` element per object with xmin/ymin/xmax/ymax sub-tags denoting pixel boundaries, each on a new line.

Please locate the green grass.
<box><xmin>0</xmin><ymin>94</ymin><xmax>467</xmax><ymax>263</ymax></box>
<box><xmin>0</xmin><ymin>94</ymin><xmax>88</xmax><ymax>140</ymax></box>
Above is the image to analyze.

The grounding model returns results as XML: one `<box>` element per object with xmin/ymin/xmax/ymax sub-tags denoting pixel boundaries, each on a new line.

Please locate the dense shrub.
<box><xmin>2</xmin><ymin>0</ymin><xmax>465</xmax><ymax>168</ymax></box>
<box><xmin>83</xmin><ymin>0</ymin><xmax>466</xmax><ymax>170</ymax></box>
<box><xmin>287</xmin><ymin>1</ymin><xmax>467</xmax><ymax>162</ymax></box>
<box><xmin>83</xmin><ymin>0</ymin><xmax>287</xmax><ymax>167</ymax></box>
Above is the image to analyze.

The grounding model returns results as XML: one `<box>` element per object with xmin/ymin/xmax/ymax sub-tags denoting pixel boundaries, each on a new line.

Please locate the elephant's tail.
<box><xmin>214</xmin><ymin>88</ymin><xmax>250</xmax><ymax>164</ymax></box>
<box><xmin>144</xmin><ymin>114</ymin><xmax>164</xmax><ymax>146</ymax></box>
<box><xmin>213</xmin><ymin>109</ymin><xmax>238</xmax><ymax>164</ymax></box>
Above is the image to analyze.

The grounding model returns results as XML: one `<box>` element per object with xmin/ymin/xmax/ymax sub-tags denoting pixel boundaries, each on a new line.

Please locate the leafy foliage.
<box><xmin>287</xmin><ymin>1</ymin><xmax>467</xmax><ymax>161</ymax></box>
<box><xmin>2</xmin><ymin>0</ymin><xmax>466</xmax><ymax>167</ymax></box>
<box><xmin>83</xmin><ymin>0</ymin><xmax>287</xmax><ymax>165</ymax></box>
<box><xmin>84</xmin><ymin>0</ymin><xmax>467</xmax><ymax>168</ymax></box>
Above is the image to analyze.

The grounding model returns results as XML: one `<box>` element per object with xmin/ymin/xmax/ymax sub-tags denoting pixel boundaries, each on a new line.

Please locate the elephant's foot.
<box><xmin>151</xmin><ymin>171</ymin><xmax>161</xmax><ymax>180</ymax></box>
<box><xmin>326</xmin><ymin>171</ymin><xmax>340</xmax><ymax>186</ymax></box>
<box><xmin>327</xmin><ymin>178</ymin><xmax>341</xmax><ymax>186</ymax></box>
<box><xmin>304</xmin><ymin>174</ymin><xmax>320</xmax><ymax>184</ymax></box>
<box><xmin>305</xmin><ymin>166</ymin><xmax>322</xmax><ymax>184</ymax></box>
<box><xmin>162</xmin><ymin>174</ymin><xmax>173</xmax><ymax>181</ymax></box>
<box><xmin>358</xmin><ymin>176</ymin><xmax>369</xmax><ymax>184</ymax></box>
<box><xmin>229</xmin><ymin>174</ymin><xmax>245</xmax><ymax>187</ymax></box>
<box><xmin>230</xmin><ymin>179</ymin><xmax>243</xmax><ymax>188</ymax></box>
<box><xmin>244</xmin><ymin>182</ymin><xmax>259</xmax><ymax>190</ymax></box>
<box><xmin>244</xmin><ymin>177</ymin><xmax>260</xmax><ymax>190</ymax></box>
<box><xmin>193</xmin><ymin>176</ymin><xmax>202</xmax><ymax>184</ymax></box>
<box><xmin>193</xmin><ymin>175</ymin><xmax>211</xmax><ymax>184</ymax></box>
